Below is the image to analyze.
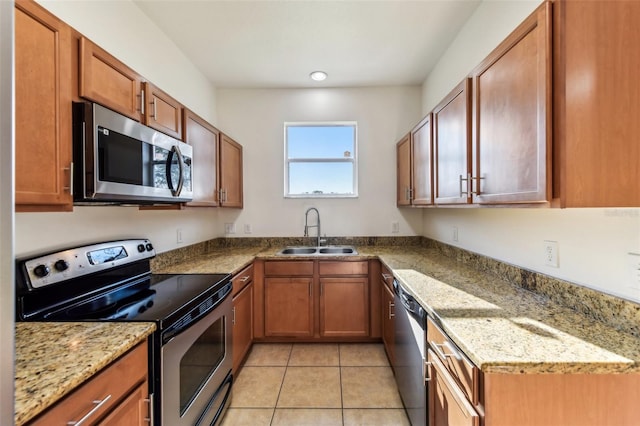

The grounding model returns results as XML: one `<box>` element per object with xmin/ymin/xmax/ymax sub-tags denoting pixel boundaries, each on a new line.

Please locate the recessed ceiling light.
<box><xmin>310</xmin><ymin>71</ymin><xmax>328</xmax><ymax>81</ymax></box>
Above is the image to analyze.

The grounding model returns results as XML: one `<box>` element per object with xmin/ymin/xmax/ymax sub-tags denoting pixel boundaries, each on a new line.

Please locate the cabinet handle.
<box><xmin>63</xmin><ymin>162</ymin><xmax>73</xmax><ymax>195</ymax></box>
<box><xmin>381</xmin><ymin>273</ymin><xmax>393</xmax><ymax>281</ymax></box>
<box><xmin>388</xmin><ymin>301</ymin><xmax>395</xmax><ymax>319</ymax></box>
<box><xmin>459</xmin><ymin>174</ymin><xmax>470</xmax><ymax>197</ymax></box>
<box><xmin>144</xmin><ymin>393</ymin><xmax>154</xmax><ymax>424</ymax></box>
<box><xmin>151</xmin><ymin>98</ymin><xmax>157</xmax><ymax>119</ymax></box>
<box><xmin>423</xmin><ymin>359</ymin><xmax>432</xmax><ymax>384</ymax></box>
<box><xmin>138</xmin><ymin>89</ymin><xmax>145</xmax><ymax>115</ymax></box>
<box><xmin>470</xmin><ymin>175</ymin><xmax>484</xmax><ymax>196</ymax></box>
<box><xmin>232</xmin><ymin>307</ymin><xmax>236</xmax><ymax>325</ymax></box>
<box><xmin>67</xmin><ymin>394</ymin><xmax>112</xmax><ymax>425</ymax></box>
<box><xmin>239</xmin><ymin>276</ymin><xmax>250</xmax><ymax>282</ymax></box>
<box><xmin>431</xmin><ymin>340</ymin><xmax>462</xmax><ymax>361</ymax></box>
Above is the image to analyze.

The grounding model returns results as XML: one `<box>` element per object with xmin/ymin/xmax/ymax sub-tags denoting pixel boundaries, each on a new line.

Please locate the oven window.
<box><xmin>180</xmin><ymin>316</ymin><xmax>226</xmax><ymax>415</ymax></box>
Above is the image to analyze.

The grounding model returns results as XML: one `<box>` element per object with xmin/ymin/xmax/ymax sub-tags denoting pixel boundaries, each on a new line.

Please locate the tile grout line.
<box><xmin>268</xmin><ymin>344</ymin><xmax>293</xmax><ymax>426</ymax></box>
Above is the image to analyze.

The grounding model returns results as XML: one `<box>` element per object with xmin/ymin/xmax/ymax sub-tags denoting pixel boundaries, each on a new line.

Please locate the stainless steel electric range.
<box><xmin>16</xmin><ymin>239</ymin><xmax>233</xmax><ymax>426</ymax></box>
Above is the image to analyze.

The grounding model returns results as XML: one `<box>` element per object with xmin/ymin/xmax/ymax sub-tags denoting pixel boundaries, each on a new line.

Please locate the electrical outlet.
<box><xmin>543</xmin><ymin>240</ymin><xmax>559</xmax><ymax>267</ymax></box>
<box><xmin>452</xmin><ymin>226</ymin><xmax>459</xmax><ymax>242</ymax></box>
<box><xmin>244</xmin><ymin>224</ymin><xmax>252</xmax><ymax>234</ymax></box>
<box><xmin>391</xmin><ymin>221</ymin><xmax>400</xmax><ymax>233</ymax></box>
<box><xmin>176</xmin><ymin>228</ymin><xmax>183</xmax><ymax>244</ymax></box>
<box><xmin>224</xmin><ymin>223</ymin><xmax>236</xmax><ymax>234</ymax></box>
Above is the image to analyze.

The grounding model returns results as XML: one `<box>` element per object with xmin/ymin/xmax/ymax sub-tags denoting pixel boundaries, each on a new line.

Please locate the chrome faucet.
<box><xmin>304</xmin><ymin>207</ymin><xmax>323</xmax><ymax>247</ymax></box>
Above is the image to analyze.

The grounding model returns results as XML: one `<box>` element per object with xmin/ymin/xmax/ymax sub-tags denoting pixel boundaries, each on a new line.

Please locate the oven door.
<box><xmin>161</xmin><ymin>294</ymin><xmax>233</xmax><ymax>426</ymax></box>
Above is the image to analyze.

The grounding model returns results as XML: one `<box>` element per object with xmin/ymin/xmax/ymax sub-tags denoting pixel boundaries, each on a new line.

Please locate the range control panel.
<box><xmin>20</xmin><ymin>239</ymin><xmax>155</xmax><ymax>289</ymax></box>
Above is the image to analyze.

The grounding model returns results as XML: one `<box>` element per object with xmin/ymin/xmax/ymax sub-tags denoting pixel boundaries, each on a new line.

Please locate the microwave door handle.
<box><xmin>171</xmin><ymin>145</ymin><xmax>185</xmax><ymax>197</ymax></box>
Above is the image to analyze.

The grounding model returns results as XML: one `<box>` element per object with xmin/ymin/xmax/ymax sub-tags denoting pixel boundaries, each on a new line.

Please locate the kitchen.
<box><xmin>2</xmin><ymin>0</ymin><xmax>640</xmax><ymax>425</ymax></box>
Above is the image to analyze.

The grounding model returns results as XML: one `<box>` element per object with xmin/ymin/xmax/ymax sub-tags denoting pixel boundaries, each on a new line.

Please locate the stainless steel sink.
<box><xmin>279</xmin><ymin>247</ymin><xmax>317</xmax><ymax>255</ymax></box>
<box><xmin>277</xmin><ymin>246</ymin><xmax>358</xmax><ymax>256</ymax></box>
<box><xmin>318</xmin><ymin>247</ymin><xmax>356</xmax><ymax>254</ymax></box>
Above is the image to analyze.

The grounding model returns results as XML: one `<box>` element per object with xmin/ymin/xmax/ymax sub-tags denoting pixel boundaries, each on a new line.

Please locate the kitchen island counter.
<box><xmin>14</xmin><ymin>322</ymin><xmax>155</xmax><ymax>426</ymax></box>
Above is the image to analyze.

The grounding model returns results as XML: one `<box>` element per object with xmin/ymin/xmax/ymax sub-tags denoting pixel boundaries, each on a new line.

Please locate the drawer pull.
<box><xmin>67</xmin><ymin>394</ymin><xmax>112</xmax><ymax>425</ymax></box>
<box><xmin>431</xmin><ymin>340</ymin><xmax>462</xmax><ymax>361</ymax></box>
<box><xmin>239</xmin><ymin>276</ymin><xmax>250</xmax><ymax>282</ymax></box>
<box><xmin>381</xmin><ymin>273</ymin><xmax>393</xmax><ymax>280</ymax></box>
<box><xmin>388</xmin><ymin>301</ymin><xmax>395</xmax><ymax>319</ymax></box>
<box><xmin>144</xmin><ymin>393</ymin><xmax>154</xmax><ymax>424</ymax></box>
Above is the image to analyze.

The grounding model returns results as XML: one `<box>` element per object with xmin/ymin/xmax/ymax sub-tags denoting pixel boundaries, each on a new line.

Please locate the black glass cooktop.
<box><xmin>39</xmin><ymin>273</ymin><xmax>230</xmax><ymax>328</ymax></box>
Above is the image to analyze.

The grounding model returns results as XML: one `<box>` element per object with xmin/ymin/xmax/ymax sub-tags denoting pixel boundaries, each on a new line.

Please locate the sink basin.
<box><xmin>279</xmin><ymin>247</ymin><xmax>317</xmax><ymax>255</ymax></box>
<box><xmin>277</xmin><ymin>246</ymin><xmax>358</xmax><ymax>256</ymax></box>
<box><xmin>318</xmin><ymin>247</ymin><xmax>357</xmax><ymax>254</ymax></box>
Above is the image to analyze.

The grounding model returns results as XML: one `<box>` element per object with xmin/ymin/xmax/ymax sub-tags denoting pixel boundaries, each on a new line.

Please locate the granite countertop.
<box><xmin>15</xmin><ymin>322</ymin><xmax>156</xmax><ymax>426</ymax></box>
<box><xmin>154</xmin><ymin>244</ymin><xmax>640</xmax><ymax>375</ymax></box>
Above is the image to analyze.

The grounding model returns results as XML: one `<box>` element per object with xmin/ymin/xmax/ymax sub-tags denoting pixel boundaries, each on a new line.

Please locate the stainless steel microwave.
<box><xmin>72</xmin><ymin>102</ymin><xmax>193</xmax><ymax>204</ymax></box>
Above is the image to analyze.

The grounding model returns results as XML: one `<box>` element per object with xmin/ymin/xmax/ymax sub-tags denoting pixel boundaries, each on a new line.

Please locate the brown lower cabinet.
<box><xmin>28</xmin><ymin>341</ymin><xmax>150</xmax><ymax>425</ymax></box>
<box><xmin>232</xmin><ymin>265</ymin><xmax>254</xmax><ymax>372</ymax></box>
<box><xmin>256</xmin><ymin>259</ymin><xmax>375</xmax><ymax>340</ymax></box>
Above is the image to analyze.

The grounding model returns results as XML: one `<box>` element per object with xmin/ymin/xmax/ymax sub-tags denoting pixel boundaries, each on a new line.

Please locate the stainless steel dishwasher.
<box><xmin>393</xmin><ymin>278</ymin><xmax>428</xmax><ymax>426</ymax></box>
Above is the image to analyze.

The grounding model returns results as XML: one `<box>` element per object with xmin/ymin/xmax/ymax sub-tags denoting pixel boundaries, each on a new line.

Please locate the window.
<box><xmin>284</xmin><ymin>122</ymin><xmax>358</xmax><ymax>197</ymax></box>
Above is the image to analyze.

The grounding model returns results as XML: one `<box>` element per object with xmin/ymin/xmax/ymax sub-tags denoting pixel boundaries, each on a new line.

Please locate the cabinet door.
<box><xmin>555</xmin><ymin>0</ymin><xmax>640</xmax><ymax>207</ymax></box>
<box><xmin>264</xmin><ymin>278</ymin><xmax>313</xmax><ymax>337</ymax></box>
<box><xmin>428</xmin><ymin>350</ymin><xmax>479</xmax><ymax>426</ymax></box>
<box><xmin>471</xmin><ymin>3</ymin><xmax>551</xmax><ymax>204</ymax></box>
<box><xmin>396</xmin><ymin>133</ymin><xmax>412</xmax><ymax>206</ymax></box>
<box><xmin>320</xmin><ymin>277</ymin><xmax>369</xmax><ymax>337</ymax></box>
<box><xmin>381</xmin><ymin>281</ymin><xmax>395</xmax><ymax>366</ymax></box>
<box><xmin>144</xmin><ymin>82</ymin><xmax>183</xmax><ymax>139</ymax></box>
<box><xmin>219</xmin><ymin>133</ymin><xmax>243</xmax><ymax>208</ymax></box>
<box><xmin>411</xmin><ymin>114</ymin><xmax>433</xmax><ymax>206</ymax></box>
<box><xmin>15</xmin><ymin>0</ymin><xmax>73</xmax><ymax>211</ymax></box>
<box><xmin>79</xmin><ymin>37</ymin><xmax>143</xmax><ymax>121</ymax></box>
<box><xmin>184</xmin><ymin>109</ymin><xmax>220</xmax><ymax>206</ymax></box>
<box><xmin>232</xmin><ymin>281</ymin><xmax>253</xmax><ymax>372</ymax></box>
<box><xmin>433</xmin><ymin>79</ymin><xmax>471</xmax><ymax>205</ymax></box>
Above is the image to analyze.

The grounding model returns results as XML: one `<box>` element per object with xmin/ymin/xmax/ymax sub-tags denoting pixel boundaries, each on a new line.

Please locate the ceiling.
<box><xmin>133</xmin><ymin>0</ymin><xmax>482</xmax><ymax>89</ymax></box>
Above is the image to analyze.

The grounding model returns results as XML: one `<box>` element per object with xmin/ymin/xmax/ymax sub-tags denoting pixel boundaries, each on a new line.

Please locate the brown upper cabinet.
<box><xmin>553</xmin><ymin>0</ymin><xmax>640</xmax><ymax>207</ymax></box>
<box><xmin>15</xmin><ymin>0</ymin><xmax>74</xmax><ymax>212</ymax></box>
<box><xmin>183</xmin><ymin>108</ymin><xmax>220</xmax><ymax>207</ymax></box>
<box><xmin>471</xmin><ymin>2</ymin><xmax>551</xmax><ymax>204</ymax></box>
<box><xmin>143</xmin><ymin>82</ymin><xmax>183</xmax><ymax>140</ymax></box>
<box><xmin>219</xmin><ymin>133</ymin><xmax>244</xmax><ymax>208</ymax></box>
<box><xmin>79</xmin><ymin>36</ymin><xmax>144</xmax><ymax>122</ymax></box>
<box><xmin>433</xmin><ymin>79</ymin><xmax>472</xmax><ymax>205</ymax></box>
<box><xmin>396</xmin><ymin>115</ymin><xmax>434</xmax><ymax>207</ymax></box>
<box><xmin>396</xmin><ymin>133</ymin><xmax>412</xmax><ymax>206</ymax></box>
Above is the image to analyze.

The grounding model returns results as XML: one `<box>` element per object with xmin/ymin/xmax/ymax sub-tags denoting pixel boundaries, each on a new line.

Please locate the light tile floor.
<box><xmin>221</xmin><ymin>343</ymin><xmax>410</xmax><ymax>426</ymax></box>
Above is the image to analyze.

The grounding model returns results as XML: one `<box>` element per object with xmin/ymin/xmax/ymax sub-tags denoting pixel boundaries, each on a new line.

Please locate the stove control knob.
<box><xmin>145</xmin><ymin>243</ymin><xmax>154</xmax><ymax>252</ymax></box>
<box><xmin>54</xmin><ymin>260</ymin><xmax>69</xmax><ymax>272</ymax></box>
<box><xmin>137</xmin><ymin>244</ymin><xmax>146</xmax><ymax>253</ymax></box>
<box><xmin>33</xmin><ymin>264</ymin><xmax>50</xmax><ymax>278</ymax></box>
<box><xmin>138</xmin><ymin>305</ymin><xmax>147</xmax><ymax>314</ymax></box>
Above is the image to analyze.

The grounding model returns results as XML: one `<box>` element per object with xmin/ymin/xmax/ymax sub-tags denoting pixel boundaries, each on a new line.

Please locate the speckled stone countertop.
<box><xmin>15</xmin><ymin>322</ymin><xmax>155</xmax><ymax>426</ymax></box>
<box><xmin>154</xmin><ymin>243</ymin><xmax>640</xmax><ymax>375</ymax></box>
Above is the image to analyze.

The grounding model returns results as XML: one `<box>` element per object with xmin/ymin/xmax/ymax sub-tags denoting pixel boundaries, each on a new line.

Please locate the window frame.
<box><xmin>283</xmin><ymin>121</ymin><xmax>358</xmax><ymax>198</ymax></box>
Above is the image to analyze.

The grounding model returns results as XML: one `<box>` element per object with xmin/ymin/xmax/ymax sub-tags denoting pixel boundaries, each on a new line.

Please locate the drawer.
<box><xmin>264</xmin><ymin>260</ymin><xmax>314</xmax><ymax>276</ymax></box>
<box><xmin>29</xmin><ymin>341</ymin><xmax>148</xmax><ymax>425</ymax></box>
<box><xmin>319</xmin><ymin>261</ymin><xmax>368</xmax><ymax>276</ymax></box>
<box><xmin>232</xmin><ymin>264</ymin><xmax>253</xmax><ymax>296</ymax></box>
<box><xmin>380</xmin><ymin>264</ymin><xmax>394</xmax><ymax>291</ymax></box>
<box><xmin>428</xmin><ymin>350</ymin><xmax>479</xmax><ymax>426</ymax></box>
<box><xmin>427</xmin><ymin>316</ymin><xmax>478</xmax><ymax>405</ymax></box>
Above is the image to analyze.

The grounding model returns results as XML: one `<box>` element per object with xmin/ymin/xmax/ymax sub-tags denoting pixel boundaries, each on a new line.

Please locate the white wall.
<box><xmin>421</xmin><ymin>0</ymin><xmax>640</xmax><ymax>302</ymax></box>
<box><xmin>15</xmin><ymin>0</ymin><xmax>222</xmax><ymax>256</ymax></box>
<box><xmin>216</xmin><ymin>87</ymin><xmax>423</xmax><ymax>238</ymax></box>
<box><xmin>0</xmin><ymin>0</ymin><xmax>14</xmax><ymax>420</ymax></box>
